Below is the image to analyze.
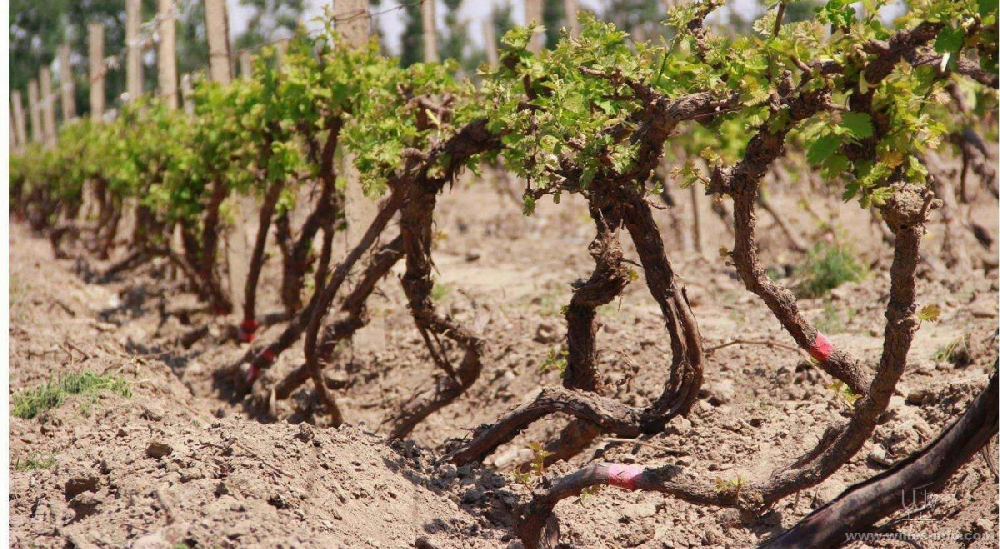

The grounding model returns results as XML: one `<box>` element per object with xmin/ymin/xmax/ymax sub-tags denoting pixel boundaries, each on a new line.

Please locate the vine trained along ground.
<box><xmin>10</xmin><ymin>178</ymin><xmax>997</xmax><ymax>546</ymax></box>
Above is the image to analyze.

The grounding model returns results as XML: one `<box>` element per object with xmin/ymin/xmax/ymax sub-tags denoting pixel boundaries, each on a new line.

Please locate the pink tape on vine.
<box><xmin>808</xmin><ymin>332</ymin><xmax>834</xmax><ymax>361</ymax></box>
<box><xmin>607</xmin><ymin>464</ymin><xmax>644</xmax><ymax>490</ymax></box>
<box><xmin>239</xmin><ymin>319</ymin><xmax>259</xmax><ymax>343</ymax></box>
<box><xmin>260</xmin><ymin>348</ymin><xmax>277</xmax><ymax>364</ymax></box>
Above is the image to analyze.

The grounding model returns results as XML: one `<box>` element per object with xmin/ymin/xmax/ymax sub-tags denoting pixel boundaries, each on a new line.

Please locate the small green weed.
<box><xmin>540</xmin><ymin>348</ymin><xmax>568</xmax><ymax>376</ymax></box>
<box><xmin>714</xmin><ymin>475</ymin><xmax>745</xmax><ymax>498</ymax></box>
<box><xmin>512</xmin><ymin>442</ymin><xmax>556</xmax><ymax>487</ymax></box>
<box><xmin>931</xmin><ymin>335</ymin><xmax>972</xmax><ymax>366</ymax></box>
<box><xmin>12</xmin><ymin>452</ymin><xmax>56</xmax><ymax>471</ymax></box>
<box><xmin>794</xmin><ymin>240</ymin><xmax>866</xmax><ymax>298</ymax></box>
<box><xmin>577</xmin><ymin>484</ymin><xmax>603</xmax><ymax>505</ymax></box>
<box><xmin>827</xmin><ymin>380</ymin><xmax>862</xmax><ymax>406</ymax></box>
<box><xmin>11</xmin><ymin>274</ymin><xmax>24</xmax><ymax>309</ymax></box>
<box><xmin>431</xmin><ymin>283</ymin><xmax>450</xmax><ymax>302</ymax></box>
<box><xmin>13</xmin><ymin>371</ymin><xmax>132</xmax><ymax>420</ymax></box>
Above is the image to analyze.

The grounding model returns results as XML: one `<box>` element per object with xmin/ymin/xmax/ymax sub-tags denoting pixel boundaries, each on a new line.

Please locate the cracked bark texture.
<box><xmin>389</xmin><ymin>181</ymin><xmax>486</xmax><ymax>439</ymax></box>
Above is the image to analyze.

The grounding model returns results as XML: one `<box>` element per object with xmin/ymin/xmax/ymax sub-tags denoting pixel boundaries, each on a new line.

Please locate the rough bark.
<box><xmin>197</xmin><ymin>177</ymin><xmax>234</xmax><ymax>314</ymax></box>
<box><xmin>242</xmin><ymin>181</ymin><xmax>284</xmax><ymax>337</ymax></box>
<box><xmin>710</xmin><ymin>87</ymin><xmax>872</xmax><ymax>397</ymax></box>
<box><xmin>513</xmin><ymin>185</ymin><xmax>937</xmax><ymax>549</ymax></box>
<box><xmin>271</xmin><ymin>237</ymin><xmax>404</xmax><ymax>401</ymax></box>
<box><xmin>293</xmin><ymin>187</ymin><xmax>405</xmax><ymax>417</ymax></box>
<box><xmin>234</xmin><ymin>189</ymin><xmax>404</xmax><ymax>385</ymax></box>
<box><xmin>388</xmin><ymin>181</ymin><xmax>486</xmax><ymax>439</ymax></box>
<box><xmin>618</xmin><ymin>189</ymin><xmax>704</xmax><ymax>422</ymax></box>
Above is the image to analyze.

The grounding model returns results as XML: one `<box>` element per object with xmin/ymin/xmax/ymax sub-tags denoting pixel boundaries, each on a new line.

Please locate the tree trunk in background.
<box><xmin>239</xmin><ymin>51</ymin><xmax>253</xmax><ymax>80</ymax></box>
<box><xmin>689</xmin><ymin>184</ymin><xmax>704</xmax><ymax>255</ymax></box>
<box><xmin>338</xmin><ymin>0</ymin><xmax>384</xmax><ymax>355</ymax></box>
<box><xmin>181</xmin><ymin>74</ymin><xmax>194</xmax><ymax>116</ymax></box>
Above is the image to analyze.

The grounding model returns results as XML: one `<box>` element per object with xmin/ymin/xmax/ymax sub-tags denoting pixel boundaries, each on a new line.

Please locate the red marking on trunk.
<box><xmin>808</xmin><ymin>332</ymin><xmax>834</xmax><ymax>361</ymax></box>
<box><xmin>260</xmin><ymin>348</ymin><xmax>277</xmax><ymax>365</ymax></box>
<box><xmin>239</xmin><ymin>319</ymin><xmax>259</xmax><ymax>343</ymax></box>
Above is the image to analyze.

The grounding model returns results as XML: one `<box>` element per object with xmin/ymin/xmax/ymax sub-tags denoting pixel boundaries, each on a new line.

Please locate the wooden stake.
<box><xmin>337</xmin><ymin>0</ymin><xmax>385</xmax><ymax>354</ymax></box>
<box><xmin>275</xmin><ymin>39</ymin><xmax>290</xmax><ymax>65</ymax></box>
<box><xmin>180</xmin><ymin>74</ymin><xmax>194</xmax><ymax>117</ymax></box>
<box><xmin>59</xmin><ymin>44</ymin><xmax>76</xmax><ymax>121</ymax></box>
<box><xmin>690</xmin><ymin>185</ymin><xmax>704</xmax><ymax>255</ymax></box>
<box><xmin>158</xmin><ymin>0</ymin><xmax>179</xmax><ymax>109</ymax></box>
<box><xmin>482</xmin><ymin>15</ymin><xmax>498</xmax><ymax>67</ymax></box>
<box><xmin>126</xmin><ymin>0</ymin><xmax>143</xmax><ymax>102</ymax></box>
<box><xmin>239</xmin><ymin>51</ymin><xmax>253</xmax><ymax>80</ymax></box>
<box><xmin>89</xmin><ymin>23</ymin><xmax>105</xmax><ymax>122</ymax></box>
<box><xmin>524</xmin><ymin>0</ymin><xmax>543</xmax><ymax>53</ymax></box>
<box><xmin>12</xmin><ymin>91</ymin><xmax>28</xmax><ymax>150</ymax></box>
<box><xmin>338</xmin><ymin>0</ymin><xmax>373</xmax><ymax>247</ymax></box>
<box><xmin>40</xmin><ymin>68</ymin><xmax>57</xmax><ymax>148</ymax></box>
<box><xmin>423</xmin><ymin>0</ymin><xmax>438</xmax><ymax>63</ymax></box>
<box><xmin>204</xmin><ymin>0</ymin><xmax>232</xmax><ymax>84</ymax></box>
<box><xmin>337</xmin><ymin>0</ymin><xmax>370</xmax><ymax>47</ymax></box>
<box><xmin>28</xmin><ymin>80</ymin><xmax>41</xmax><ymax>143</ymax></box>
<box><xmin>564</xmin><ymin>0</ymin><xmax>580</xmax><ymax>38</ymax></box>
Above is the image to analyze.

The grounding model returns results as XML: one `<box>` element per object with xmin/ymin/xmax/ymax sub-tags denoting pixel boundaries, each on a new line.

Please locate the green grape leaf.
<box><xmin>933</xmin><ymin>26</ymin><xmax>965</xmax><ymax>55</ymax></box>
<box><xmin>840</xmin><ymin>112</ymin><xmax>874</xmax><ymax>139</ymax></box>
<box><xmin>916</xmin><ymin>304</ymin><xmax>942</xmax><ymax>322</ymax></box>
<box><xmin>807</xmin><ymin>134</ymin><xmax>842</xmax><ymax>165</ymax></box>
